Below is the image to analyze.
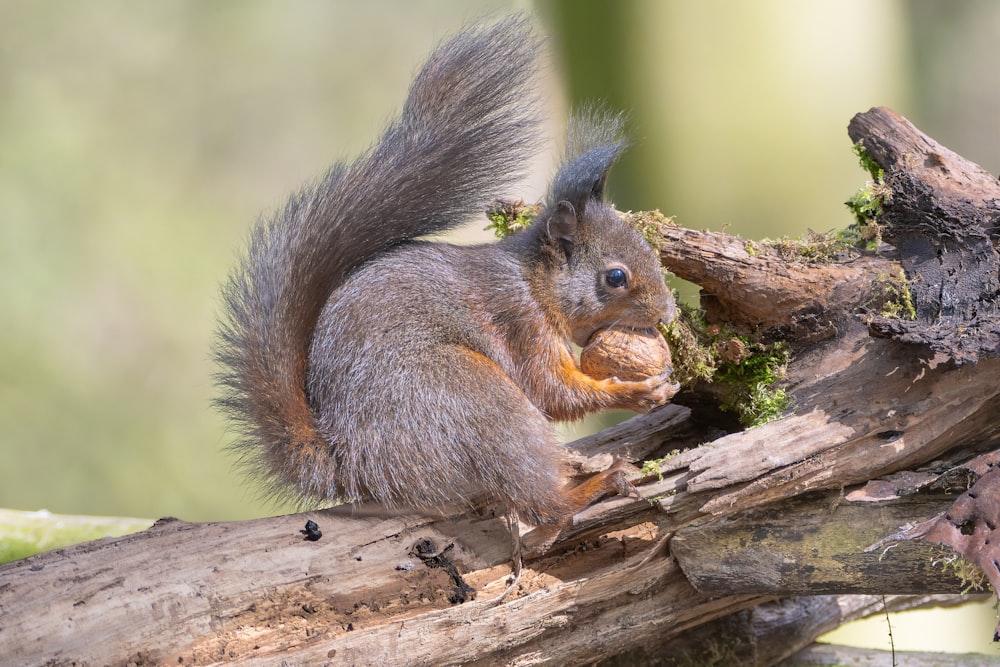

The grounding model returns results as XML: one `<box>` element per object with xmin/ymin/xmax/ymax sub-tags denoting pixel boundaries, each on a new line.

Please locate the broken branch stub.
<box><xmin>848</xmin><ymin>106</ymin><xmax>1000</xmax><ymax>364</ymax></box>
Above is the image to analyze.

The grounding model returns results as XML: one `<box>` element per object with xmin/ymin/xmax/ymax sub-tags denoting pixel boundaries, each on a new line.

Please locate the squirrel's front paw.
<box><xmin>608</xmin><ymin>369</ymin><xmax>680</xmax><ymax>413</ymax></box>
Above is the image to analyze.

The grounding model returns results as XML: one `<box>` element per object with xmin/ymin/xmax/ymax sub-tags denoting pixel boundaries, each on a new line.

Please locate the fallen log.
<box><xmin>2</xmin><ymin>107</ymin><xmax>998</xmax><ymax>665</ymax></box>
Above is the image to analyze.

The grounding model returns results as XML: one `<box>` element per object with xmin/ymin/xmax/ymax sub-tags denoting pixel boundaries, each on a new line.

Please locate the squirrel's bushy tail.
<box><xmin>215</xmin><ymin>16</ymin><xmax>543</xmax><ymax>501</ymax></box>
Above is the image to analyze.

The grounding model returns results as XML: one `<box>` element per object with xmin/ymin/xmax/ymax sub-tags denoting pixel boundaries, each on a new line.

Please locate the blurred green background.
<box><xmin>1</xmin><ymin>0</ymin><xmax>999</xmax><ymax>652</ymax></box>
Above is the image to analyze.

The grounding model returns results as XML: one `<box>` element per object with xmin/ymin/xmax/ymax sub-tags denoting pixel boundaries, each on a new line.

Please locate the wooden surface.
<box><xmin>671</xmin><ymin>490</ymin><xmax>968</xmax><ymax>596</ymax></box>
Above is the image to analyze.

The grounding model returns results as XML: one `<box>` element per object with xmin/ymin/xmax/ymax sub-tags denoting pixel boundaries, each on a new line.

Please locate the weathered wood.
<box><xmin>671</xmin><ymin>490</ymin><xmax>973</xmax><ymax>596</ymax></box>
<box><xmin>0</xmin><ymin>507</ymin><xmax>768</xmax><ymax>665</ymax></box>
<box><xmin>644</xmin><ymin>220</ymin><xmax>893</xmax><ymax>337</ymax></box>
<box><xmin>680</xmin><ymin>345</ymin><xmax>1000</xmax><ymax>517</ymax></box>
<box><xmin>848</xmin><ymin>106</ymin><xmax>1000</xmax><ymax>363</ymax></box>
<box><xmin>0</xmin><ymin>405</ymin><xmax>987</xmax><ymax>665</ymax></box>
<box><xmin>568</xmin><ymin>402</ymin><xmax>692</xmax><ymax>464</ymax></box>
<box><xmin>2</xmin><ymin>107</ymin><xmax>999</xmax><ymax>665</ymax></box>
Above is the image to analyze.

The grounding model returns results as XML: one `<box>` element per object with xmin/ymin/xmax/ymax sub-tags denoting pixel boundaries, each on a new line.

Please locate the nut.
<box><xmin>580</xmin><ymin>327</ymin><xmax>672</xmax><ymax>381</ymax></box>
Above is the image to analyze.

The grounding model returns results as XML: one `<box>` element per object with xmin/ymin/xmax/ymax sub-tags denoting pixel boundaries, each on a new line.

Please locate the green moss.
<box><xmin>661</xmin><ymin>305</ymin><xmax>717</xmax><ymax>387</ymax></box>
<box><xmin>934</xmin><ymin>549</ymin><xmax>990</xmax><ymax>595</ymax></box>
<box><xmin>845</xmin><ymin>188</ymin><xmax>888</xmax><ymax>244</ymax></box>
<box><xmin>639</xmin><ymin>458</ymin><xmax>664</xmax><ymax>479</ymax></box>
<box><xmin>853</xmin><ymin>140</ymin><xmax>883</xmax><ymax>181</ymax></box>
<box><xmin>661</xmin><ymin>304</ymin><xmax>789</xmax><ymax>428</ymax></box>
<box><xmin>844</xmin><ymin>141</ymin><xmax>890</xmax><ymax>248</ymax></box>
<box><xmin>763</xmin><ymin>230</ymin><xmax>856</xmax><ymax>263</ymax></box>
<box><xmin>624</xmin><ymin>209</ymin><xmax>676</xmax><ymax>253</ymax></box>
<box><xmin>745</xmin><ymin>222</ymin><xmax>882</xmax><ymax>266</ymax></box>
<box><xmin>872</xmin><ymin>268</ymin><xmax>916</xmax><ymax>320</ymax></box>
<box><xmin>484</xmin><ymin>200</ymin><xmax>540</xmax><ymax>238</ymax></box>
<box><xmin>640</xmin><ymin>449</ymin><xmax>682</xmax><ymax>480</ymax></box>
<box><xmin>836</xmin><ymin>219</ymin><xmax>882</xmax><ymax>252</ymax></box>
<box><xmin>714</xmin><ymin>340</ymin><xmax>790</xmax><ymax>426</ymax></box>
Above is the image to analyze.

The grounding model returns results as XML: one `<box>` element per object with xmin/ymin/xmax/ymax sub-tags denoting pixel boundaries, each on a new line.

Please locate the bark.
<box><xmin>2</xmin><ymin>107</ymin><xmax>999</xmax><ymax>665</ymax></box>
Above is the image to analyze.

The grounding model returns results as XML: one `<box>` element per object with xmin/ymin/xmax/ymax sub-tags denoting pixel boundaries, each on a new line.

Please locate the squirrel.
<box><xmin>215</xmin><ymin>16</ymin><xmax>678</xmax><ymax>526</ymax></box>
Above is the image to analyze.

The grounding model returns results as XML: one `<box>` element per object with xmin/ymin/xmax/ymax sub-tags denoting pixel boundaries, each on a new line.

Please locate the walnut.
<box><xmin>580</xmin><ymin>327</ymin><xmax>672</xmax><ymax>381</ymax></box>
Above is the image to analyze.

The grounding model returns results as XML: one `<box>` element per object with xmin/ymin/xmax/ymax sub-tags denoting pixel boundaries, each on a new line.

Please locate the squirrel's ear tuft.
<box><xmin>547</xmin><ymin>107</ymin><xmax>628</xmax><ymax>212</ymax></box>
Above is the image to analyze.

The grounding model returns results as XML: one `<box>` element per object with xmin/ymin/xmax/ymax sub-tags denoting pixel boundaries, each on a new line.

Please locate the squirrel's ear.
<box><xmin>547</xmin><ymin>107</ymin><xmax>627</xmax><ymax>210</ymax></box>
<box><xmin>546</xmin><ymin>201</ymin><xmax>578</xmax><ymax>259</ymax></box>
<box><xmin>548</xmin><ymin>144</ymin><xmax>622</xmax><ymax>214</ymax></box>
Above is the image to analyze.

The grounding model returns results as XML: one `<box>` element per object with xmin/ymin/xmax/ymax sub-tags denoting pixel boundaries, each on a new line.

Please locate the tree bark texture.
<box><xmin>2</xmin><ymin>107</ymin><xmax>999</xmax><ymax>665</ymax></box>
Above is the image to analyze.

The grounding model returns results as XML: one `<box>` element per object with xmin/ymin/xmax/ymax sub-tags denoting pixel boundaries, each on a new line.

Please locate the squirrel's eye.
<box><xmin>605</xmin><ymin>267</ymin><xmax>628</xmax><ymax>289</ymax></box>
